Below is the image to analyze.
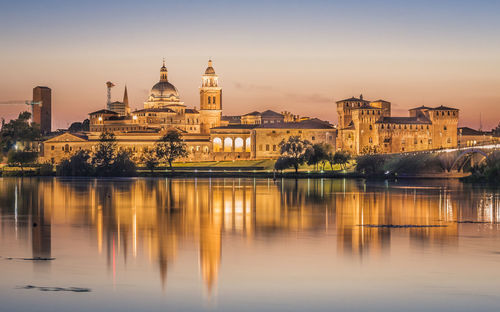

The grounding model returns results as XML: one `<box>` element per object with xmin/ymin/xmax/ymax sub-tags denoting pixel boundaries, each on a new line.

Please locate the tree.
<box><xmin>92</xmin><ymin>132</ymin><xmax>117</xmax><ymax>176</ymax></box>
<box><xmin>68</xmin><ymin>119</ymin><xmax>90</xmax><ymax>132</ymax></box>
<box><xmin>68</xmin><ymin>122</ymin><xmax>83</xmax><ymax>132</ymax></box>
<box><xmin>0</xmin><ymin>112</ymin><xmax>41</xmax><ymax>156</ymax></box>
<box><xmin>305</xmin><ymin>143</ymin><xmax>330</xmax><ymax>171</ymax></box>
<box><xmin>155</xmin><ymin>131</ymin><xmax>188</xmax><ymax>170</ymax></box>
<box><xmin>333</xmin><ymin>151</ymin><xmax>350</xmax><ymax>170</ymax></box>
<box><xmin>355</xmin><ymin>154</ymin><xmax>386</xmax><ymax>175</ymax></box>
<box><xmin>82</xmin><ymin>119</ymin><xmax>90</xmax><ymax>131</ymax></box>
<box><xmin>274</xmin><ymin>157</ymin><xmax>293</xmax><ymax>173</ymax></box>
<box><xmin>7</xmin><ymin>149</ymin><xmax>38</xmax><ymax>174</ymax></box>
<box><xmin>111</xmin><ymin>150</ymin><xmax>136</xmax><ymax>176</ymax></box>
<box><xmin>279</xmin><ymin>136</ymin><xmax>311</xmax><ymax>173</ymax></box>
<box><xmin>141</xmin><ymin>147</ymin><xmax>159</xmax><ymax>173</ymax></box>
<box><xmin>57</xmin><ymin>150</ymin><xmax>93</xmax><ymax>176</ymax></box>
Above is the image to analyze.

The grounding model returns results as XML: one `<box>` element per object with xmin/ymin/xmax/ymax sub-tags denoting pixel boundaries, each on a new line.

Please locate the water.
<box><xmin>0</xmin><ymin>177</ymin><xmax>499</xmax><ymax>312</ymax></box>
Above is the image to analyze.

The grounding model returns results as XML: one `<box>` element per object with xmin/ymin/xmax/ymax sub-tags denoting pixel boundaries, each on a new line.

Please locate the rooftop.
<box><xmin>376</xmin><ymin>116</ymin><xmax>432</xmax><ymax>125</ymax></box>
<box><xmin>89</xmin><ymin>109</ymin><xmax>118</xmax><ymax>115</ymax></box>
<box><xmin>256</xmin><ymin>118</ymin><xmax>334</xmax><ymax>129</ymax></box>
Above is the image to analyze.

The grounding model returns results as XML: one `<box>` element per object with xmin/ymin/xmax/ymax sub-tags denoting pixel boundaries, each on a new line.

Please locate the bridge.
<box><xmin>392</xmin><ymin>143</ymin><xmax>500</xmax><ymax>172</ymax></box>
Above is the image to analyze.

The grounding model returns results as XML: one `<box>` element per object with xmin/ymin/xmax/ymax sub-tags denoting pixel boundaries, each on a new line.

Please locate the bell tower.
<box><xmin>199</xmin><ymin>59</ymin><xmax>222</xmax><ymax>134</ymax></box>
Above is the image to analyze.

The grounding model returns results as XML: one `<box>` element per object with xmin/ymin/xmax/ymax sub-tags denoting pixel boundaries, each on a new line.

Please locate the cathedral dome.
<box><xmin>150</xmin><ymin>81</ymin><xmax>179</xmax><ymax>99</ymax></box>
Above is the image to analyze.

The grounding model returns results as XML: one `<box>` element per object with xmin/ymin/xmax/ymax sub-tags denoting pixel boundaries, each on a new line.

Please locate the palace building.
<box><xmin>42</xmin><ymin>60</ymin><xmax>337</xmax><ymax>163</ymax></box>
<box><xmin>336</xmin><ymin>95</ymin><xmax>459</xmax><ymax>154</ymax></box>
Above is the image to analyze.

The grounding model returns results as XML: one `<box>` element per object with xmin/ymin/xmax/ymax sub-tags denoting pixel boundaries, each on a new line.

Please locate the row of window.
<box><xmin>207</xmin><ymin>96</ymin><xmax>217</xmax><ymax>105</ymax></box>
<box><xmin>380</xmin><ymin>124</ymin><xmax>430</xmax><ymax>130</ymax></box>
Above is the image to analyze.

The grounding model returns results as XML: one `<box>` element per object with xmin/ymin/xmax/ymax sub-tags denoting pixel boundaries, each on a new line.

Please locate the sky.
<box><xmin>0</xmin><ymin>0</ymin><xmax>499</xmax><ymax>130</ymax></box>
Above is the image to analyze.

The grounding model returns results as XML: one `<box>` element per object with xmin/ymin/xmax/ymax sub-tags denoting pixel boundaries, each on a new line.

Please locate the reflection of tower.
<box><xmin>32</xmin><ymin>86</ymin><xmax>51</xmax><ymax>134</ymax></box>
<box><xmin>32</xmin><ymin>188</ymin><xmax>51</xmax><ymax>265</ymax></box>
<box><xmin>199</xmin><ymin>204</ymin><xmax>222</xmax><ymax>294</ymax></box>
<box><xmin>199</xmin><ymin>59</ymin><xmax>222</xmax><ymax>134</ymax></box>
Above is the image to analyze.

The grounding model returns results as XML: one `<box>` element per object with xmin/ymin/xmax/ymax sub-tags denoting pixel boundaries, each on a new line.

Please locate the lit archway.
<box><xmin>245</xmin><ymin>137</ymin><xmax>251</xmax><ymax>152</ymax></box>
<box><xmin>234</xmin><ymin>137</ymin><xmax>244</xmax><ymax>152</ymax></box>
<box><xmin>213</xmin><ymin>137</ymin><xmax>222</xmax><ymax>152</ymax></box>
<box><xmin>224</xmin><ymin>137</ymin><xmax>233</xmax><ymax>152</ymax></box>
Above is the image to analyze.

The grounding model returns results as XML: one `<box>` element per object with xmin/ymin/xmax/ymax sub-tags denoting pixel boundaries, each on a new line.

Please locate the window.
<box><xmin>51</xmin><ymin>146</ymin><xmax>54</xmax><ymax>150</ymax></box>
<box><xmin>213</xmin><ymin>96</ymin><xmax>216</xmax><ymax>104</ymax></box>
<box><xmin>444</xmin><ymin>125</ymin><xmax>447</xmax><ymax>130</ymax></box>
<box><xmin>273</xmin><ymin>145</ymin><xmax>276</xmax><ymax>151</ymax></box>
<box><xmin>208</xmin><ymin>97</ymin><xmax>211</xmax><ymax>104</ymax></box>
<box><xmin>369</xmin><ymin>137</ymin><xmax>373</xmax><ymax>143</ymax></box>
<box><xmin>369</xmin><ymin>125</ymin><xmax>372</xmax><ymax>130</ymax></box>
<box><xmin>312</xmin><ymin>136</ymin><xmax>315</xmax><ymax>141</ymax></box>
<box><xmin>266</xmin><ymin>144</ymin><xmax>270</xmax><ymax>151</ymax></box>
<box><xmin>447</xmin><ymin>137</ymin><xmax>451</xmax><ymax>144</ymax></box>
<box><xmin>259</xmin><ymin>144</ymin><xmax>263</xmax><ymax>151</ymax></box>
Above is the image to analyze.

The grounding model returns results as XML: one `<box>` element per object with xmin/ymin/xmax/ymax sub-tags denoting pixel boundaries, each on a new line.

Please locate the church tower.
<box><xmin>199</xmin><ymin>59</ymin><xmax>222</xmax><ymax>134</ymax></box>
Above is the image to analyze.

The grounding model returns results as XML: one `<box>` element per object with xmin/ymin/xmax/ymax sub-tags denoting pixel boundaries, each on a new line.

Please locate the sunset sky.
<box><xmin>1</xmin><ymin>0</ymin><xmax>499</xmax><ymax>130</ymax></box>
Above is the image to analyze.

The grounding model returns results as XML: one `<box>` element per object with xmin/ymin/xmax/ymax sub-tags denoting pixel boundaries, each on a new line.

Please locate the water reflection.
<box><xmin>0</xmin><ymin>177</ymin><xmax>499</xmax><ymax>293</ymax></box>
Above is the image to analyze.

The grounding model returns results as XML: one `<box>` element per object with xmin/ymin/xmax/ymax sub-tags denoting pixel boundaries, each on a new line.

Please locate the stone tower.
<box><xmin>32</xmin><ymin>86</ymin><xmax>51</xmax><ymax>135</ymax></box>
<box><xmin>199</xmin><ymin>60</ymin><xmax>222</xmax><ymax>134</ymax></box>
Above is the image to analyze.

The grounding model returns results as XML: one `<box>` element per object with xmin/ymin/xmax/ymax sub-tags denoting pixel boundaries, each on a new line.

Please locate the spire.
<box><xmin>208</xmin><ymin>59</ymin><xmax>213</xmax><ymax>67</ymax></box>
<box><xmin>123</xmin><ymin>85</ymin><xmax>129</xmax><ymax>107</ymax></box>
<box><xmin>160</xmin><ymin>59</ymin><xmax>168</xmax><ymax>82</ymax></box>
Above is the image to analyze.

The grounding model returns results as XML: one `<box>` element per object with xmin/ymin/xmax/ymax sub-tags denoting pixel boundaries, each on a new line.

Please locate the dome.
<box><xmin>150</xmin><ymin>81</ymin><xmax>179</xmax><ymax>99</ymax></box>
<box><xmin>205</xmin><ymin>66</ymin><xmax>215</xmax><ymax>75</ymax></box>
<box><xmin>204</xmin><ymin>59</ymin><xmax>216</xmax><ymax>75</ymax></box>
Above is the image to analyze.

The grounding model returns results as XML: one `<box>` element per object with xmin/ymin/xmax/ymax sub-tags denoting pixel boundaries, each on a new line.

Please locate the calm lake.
<box><xmin>0</xmin><ymin>177</ymin><xmax>499</xmax><ymax>311</ymax></box>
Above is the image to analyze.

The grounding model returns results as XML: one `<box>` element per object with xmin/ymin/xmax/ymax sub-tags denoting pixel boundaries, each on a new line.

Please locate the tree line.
<box><xmin>57</xmin><ymin>131</ymin><xmax>188</xmax><ymax>176</ymax></box>
<box><xmin>274</xmin><ymin>136</ymin><xmax>350</xmax><ymax>173</ymax></box>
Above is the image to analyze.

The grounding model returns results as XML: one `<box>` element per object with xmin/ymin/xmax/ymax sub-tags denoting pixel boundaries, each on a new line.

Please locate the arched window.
<box><xmin>245</xmin><ymin>137</ymin><xmax>251</xmax><ymax>152</ymax></box>
<box><xmin>208</xmin><ymin>97</ymin><xmax>211</xmax><ymax>104</ymax></box>
<box><xmin>369</xmin><ymin>125</ymin><xmax>372</xmax><ymax>130</ymax></box>
<box><xmin>224</xmin><ymin>137</ymin><xmax>233</xmax><ymax>152</ymax></box>
<box><xmin>213</xmin><ymin>96</ymin><xmax>216</xmax><ymax>105</ymax></box>
<box><xmin>234</xmin><ymin>137</ymin><xmax>244</xmax><ymax>152</ymax></box>
<box><xmin>444</xmin><ymin>125</ymin><xmax>447</xmax><ymax>130</ymax></box>
<box><xmin>213</xmin><ymin>137</ymin><xmax>222</xmax><ymax>152</ymax></box>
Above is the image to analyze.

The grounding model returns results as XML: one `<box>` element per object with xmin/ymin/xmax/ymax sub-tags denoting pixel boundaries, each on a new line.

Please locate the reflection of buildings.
<box><xmin>0</xmin><ymin>178</ymin><xmax>497</xmax><ymax>291</ymax></box>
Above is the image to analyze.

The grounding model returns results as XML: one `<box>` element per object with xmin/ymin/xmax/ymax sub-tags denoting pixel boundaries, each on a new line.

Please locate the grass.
<box><xmin>172</xmin><ymin>159</ymin><xmax>276</xmax><ymax>170</ymax></box>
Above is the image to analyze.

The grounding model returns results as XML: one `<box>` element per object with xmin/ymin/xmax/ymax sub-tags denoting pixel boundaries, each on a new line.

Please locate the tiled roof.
<box><xmin>134</xmin><ymin>108</ymin><xmax>175</xmax><ymax>113</ymax></box>
<box><xmin>243</xmin><ymin>111</ymin><xmax>261</xmax><ymax>116</ymax></box>
<box><xmin>376</xmin><ymin>116</ymin><xmax>432</xmax><ymax>125</ymax></box>
<box><xmin>432</xmin><ymin>105</ymin><xmax>458</xmax><ymax>111</ymax></box>
<box><xmin>261</xmin><ymin>110</ymin><xmax>283</xmax><ymax>117</ymax></box>
<box><xmin>459</xmin><ymin>127</ymin><xmax>487</xmax><ymax>136</ymax></box>
<box><xmin>89</xmin><ymin>109</ymin><xmax>118</xmax><ymax>115</ymax></box>
<box><xmin>336</xmin><ymin>97</ymin><xmax>370</xmax><ymax>103</ymax></box>
<box><xmin>256</xmin><ymin>118</ymin><xmax>334</xmax><ymax>129</ymax></box>
<box><xmin>211</xmin><ymin>124</ymin><xmax>259</xmax><ymax>130</ymax></box>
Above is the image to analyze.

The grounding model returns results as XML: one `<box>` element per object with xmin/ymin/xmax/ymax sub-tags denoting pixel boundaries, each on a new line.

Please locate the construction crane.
<box><xmin>0</xmin><ymin>100</ymin><xmax>42</xmax><ymax>121</ymax></box>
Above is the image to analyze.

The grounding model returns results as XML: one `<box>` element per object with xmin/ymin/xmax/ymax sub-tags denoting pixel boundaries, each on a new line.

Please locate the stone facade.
<box><xmin>336</xmin><ymin>95</ymin><xmax>459</xmax><ymax>154</ymax></box>
<box><xmin>32</xmin><ymin>86</ymin><xmax>51</xmax><ymax>135</ymax></box>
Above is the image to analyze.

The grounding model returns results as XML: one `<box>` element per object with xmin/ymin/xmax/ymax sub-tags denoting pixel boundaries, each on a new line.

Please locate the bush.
<box><xmin>56</xmin><ymin>150</ymin><xmax>94</xmax><ymax>176</ymax></box>
<box><xmin>39</xmin><ymin>162</ymin><xmax>54</xmax><ymax>176</ymax></box>
<box><xmin>355</xmin><ymin>154</ymin><xmax>387</xmax><ymax>175</ymax></box>
<box><xmin>383</xmin><ymin>153</ymin><xmax>444</xmax><ymax>175</ymax></box>
<box><xmin>110</xmin><ymin>150</ymin><xmax>136</xmax><ymax>177</ymax></box>
<box><xmin>274</xmin><ymin>157</ymin><xmax>294</xmax><ymax>172</ymax></box>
